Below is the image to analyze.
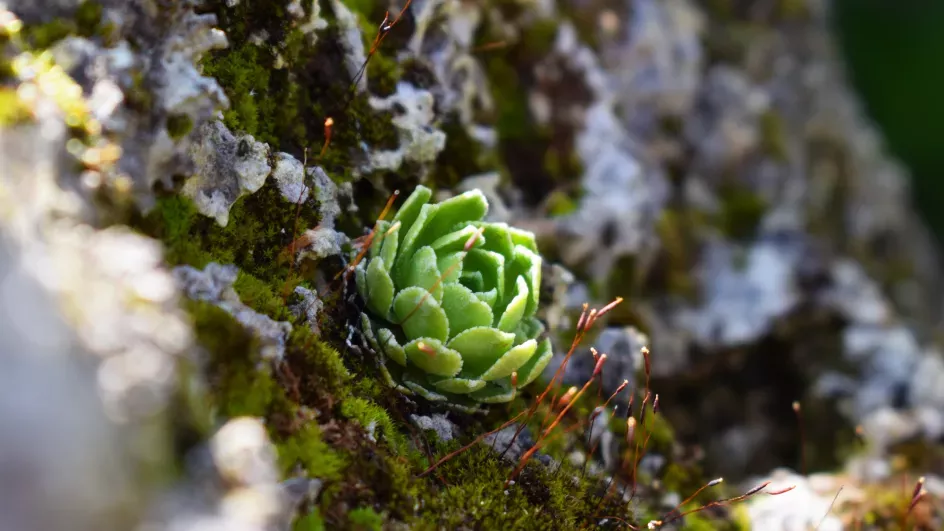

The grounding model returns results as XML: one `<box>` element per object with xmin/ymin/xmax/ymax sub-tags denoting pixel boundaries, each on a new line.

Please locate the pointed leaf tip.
<box><xmin>404</xmin><ymin>338</ymin><xmax>463</xmax><ymax>377</ymax></box>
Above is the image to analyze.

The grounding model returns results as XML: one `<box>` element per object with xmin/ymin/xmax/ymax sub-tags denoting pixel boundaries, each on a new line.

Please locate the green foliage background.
<box><xmin>834</xmin><ymin>0</ymin><xmax>944</xmax><ymax>242</ymax></box>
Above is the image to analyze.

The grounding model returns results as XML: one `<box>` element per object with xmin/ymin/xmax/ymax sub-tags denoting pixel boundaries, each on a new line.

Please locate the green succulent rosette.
<box><xmin>355</xmin><ymin>185</ymin><xmax>554</xmax><ymax>408</ymax></box>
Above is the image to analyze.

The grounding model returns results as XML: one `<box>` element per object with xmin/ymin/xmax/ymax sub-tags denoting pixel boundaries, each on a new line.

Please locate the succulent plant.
<box><xmin>356</xmin><ymin>185</ymin><xmax>554</xmax><ymax>408</ymax></box>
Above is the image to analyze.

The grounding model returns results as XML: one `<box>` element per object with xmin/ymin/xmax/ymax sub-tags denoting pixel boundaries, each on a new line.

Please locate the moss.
<box><xmin>429</xmin><ymin>114</ymin><xmax>502</xmax><ymax>189</ymax></box>
<box><xmin>75</xmin><ymin>1</ymin><xmax>104</xmax><ymax>36</ymax></box>
<box><xmin>759</xmin><ymin>110</ymin><xmax>788</xmax><ymax>162</ymax></box>
<box><xmin>288</xmin><ymin>325</ymin><xmax>351</xmax><ymax>397</ymax></box>
<box><xmin>717</xmin><ymin>185</ymin><xmax>767</xmax><ymax>241</ymax></box>
<box><xmin>415</xmin><ymin>440</ymin><xmax>622</xmax><ymax>530</ymax></box>
<box><xmin>487</xmin><ymin>57</ymin><xmax>532</xmax><ymax>141</ymax></box>
<box><xmin>124</xmin><ymin>70</ymin><xmax>154</xmax><ymax>113</ymax></box>
<box><xmin>188</xmin><ymin>300</ymin><xmax>293</xmax><ymax>418</ymax></box>
<box><xmin>544</xmin><ymin>189</ymin><xmax>579</xmax><ymax>217</ymax></box>
<box><xmin>340</xmin><ymin>0</ymin><xmax>377</xmax><ymax>19</ymax></box>
<box><xmin>339</xmin><ymin>396</ymin><xmax>411</xmax><ymax>455</ymax></box>
<box><xmin>279</xmin><ymin>421</ymin><xmax>349</xmax><ymax>482</ymax></box>
<box><xmin>365</xmin><ymin>49</ymin><xmax>400</xmax><ymax>97</ymax></box>
<box><xmin>347</xmin><ymin>507</ymin><xmax>383</xmax><ymax>531</ymax></box>
<box><xmin>199</xmin><ymin>0</ymin><xmax>401</xmax><ymax>181</ymax></box>
<box><xmin>18</xmin><ymin>1</ymin><xmax>103</xmax><ymax>49</ymax></box>
<box><xmin>704</xmin><ymin>0</ymin><xmax>735</xmax><ymax>19</ymax></box>
<box><xmin>656</xmin><ymin>209</ymin><xmax>697</xmax><ymax>299</ymax></box>
<box><xmin>201</xmin><ymin>43</ymin><xmax>270</xmax><ymax>138</ymax></box>
<box><xmin>143</xmin><ymin>180</ymin><xmax>323</xmax><ymax>291</ymax></box>
<box><xmin>21</xmin><ymin>18</ymin><xmax>73</xmax><ymax>48</ymax></box>
<box><xmin>482</xmin><ymin>20</ymin><xmax>579</xmax><ymax>206</ymax></box>
<box><xmin>141</xmin><ymin>195</ymin><xmax>212</xmax><ymax>267</ymax></box>
<box><xmin>0</xmin><ymin>88</ymin><xmax>32</xmax><ymax>125</ymax></box>
<box><xmin>166</xmin><ymin>113</ymin><xmax>194</xmax><ymax>141</ymax></box>
<box><xmin>294</xmin><ymin>510</ymin><xmax>326</xmax><ymax>531</ymax></box>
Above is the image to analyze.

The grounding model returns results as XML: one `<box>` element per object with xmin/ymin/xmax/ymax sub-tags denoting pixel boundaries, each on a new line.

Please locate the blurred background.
<box><xmin>8</xmin><ymin>0</ymin><xmax>944</xmax><ymax>529</ymax></box>
<box><xmin>836</xmin><ymin>0</ymin><xmax>944</xmax><ymax>243</ymax></box>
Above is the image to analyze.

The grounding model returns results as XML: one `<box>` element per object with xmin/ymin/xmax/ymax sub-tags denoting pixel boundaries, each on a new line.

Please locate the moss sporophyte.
<box><xmin>354</xmin><ymin>185</ymin><xmax>554</xmax><ymax>408</ymax></box>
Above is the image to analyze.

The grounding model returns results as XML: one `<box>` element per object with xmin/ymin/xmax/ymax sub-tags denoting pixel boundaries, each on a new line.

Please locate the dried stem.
<box><xmin>501</xmin><ymin>299</ymin><xmax>621</xmax><ymax>459</ymax></box>
<box><xmin>417</xmin><ymin>410</ymin><xmax>526</xmax><ymax>478</ymax></box>
<box><xmin>793</xmin><ymin>400</ymin><xmax>807</xmax><ymax>476</ymax></box>
<box><xmin>505</xmin><ymin>355</ymin><xmax>608</xmax><ymax>487</ymax></box>
<box><xmin>816</xmin><ymin>486</ymin><xmax>843</xmax><ymax>531</ymax></box>
<box><xmin>653</xmin><ymin>481</ymin><xmax>794</xmax><ymax>527</ymax></box>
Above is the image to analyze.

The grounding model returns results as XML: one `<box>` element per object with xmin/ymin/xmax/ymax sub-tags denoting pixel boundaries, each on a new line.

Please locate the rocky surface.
<box><xmin>3</xmin><ymin>0</ymin><xmax>944</xmax><ymax>529</ymax></box>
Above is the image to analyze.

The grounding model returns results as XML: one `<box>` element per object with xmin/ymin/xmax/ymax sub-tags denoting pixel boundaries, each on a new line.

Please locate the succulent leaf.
<box><xmin>465</xmin><ymin>249</ymin><xmax>505</xmax><ymax>301</ymax></box>
<box><xmin>356</xmin><ymin>187</ymin><xmax>550</xmax><ymax>406</ymax></box>
<box><xmin>430</xmin><ymin>225</ymin><xmax>485</xmax><ymax>254</ymax></box>
<box><xmin>436</xmin><ymin>251</ymin><xmax>465</xmax><ymax>283</ymax></box>
<box><xmin>448</xmin><ymin>327</ymin><xmax>515</xmax><ymax>377</ymax></box>
<box><xmin>497</xmin><ymin>275</ymin><xmax>529</xmax><ymax>332</ymax></box>
<box><xmin>405</xmin><ymin>246</ymin><xmax>444</xmax><ymax>302</ymax></box>
<box><xmin>366</xmin><ymin>257</ymin><xmax>395</xmax><ymax>317</ymax></box>
<box><xmin>403</xmin><ymin>378</ymin><xmax>450</xmax><ymax>402</ymax></box>
<box><xmin>515</xmin><ymin>338</ymin><xmax>554</xmax><ymax>388</ymax></box>
<box><xmin>474</xmin><ymin>288</ymin><xmax>497</xmax><ymax>307</ymax></box>
<box><xmin>478</xmin><ymin>339</ymin><xmax>537</xmax><ymax>381</ymax></box>
<box><xmin>393</xmin><ymin>286</ymin><xmax>449</xmax><ymax>342</ymax></box>
<box><xmin>377</xmin><ymin>327</ymin><xmax>406</xmax><ymax>366</ymax></box>
<box><xmin>370</xmin><ymin>220</ymin><xmax>391</xmax><ymax>259</ymax></box>
<box><xmin>473</xmin><ymin>221</ymin><xmax>514</xmax><ymax>259</ymax></box>
<box><xmin>404</xmin><ymin>338</ymin><xmax>463</xmax><ymax>377</ymax></box>
<box><xmin>470</xmin><ymin>381</ymin><xmax>517</xmax><ymax>403</ymax></box>
<box><xmin>380</xmin><ymin>223</ymin><xmax>399</xmax><ymax>273</ymax></box>
<box><xmin>514</xmin><ymin>316</ymin><xmax>546</xmax><ymax>345</ymax></box>
<box><xmin>507</xmin><ymin>245</ymin><xmax>542</xmax><ymax>316</ymax></box>
<box><xmin>355</xmin><ymin>262</ymin><xmax>369</xmax><ymax>302</ymax></box>
<box><xmin>420</xmin><ymin>190</ymin><xmax>488</xmax><ymax>245</ymax></box>
<box><xmin>391</xmin><ymin>185</ymin><xmax>432</xmax><ymax>245</ymax></box>
<box><xmin>428</xmin><ymin>374</ymin><xmax>488</xmax><ymax>394</ymax></box>
<box><xmin>396</xmin><ymin>203</ymin><xmax>438</xmax><ymax>287</ymax></box>
<box><xmin>441</xmin><ymin>283</ymin><xmax>494</xmax><ymax>337</ymax></box>
<box><xmin>508</xmin><ymin>226</ymin><xmax>539</xmax><ymax>254</ymax></box>
<box><xmin>460</xmin><ymin>270</ymin><xmax>484</xmax><ymax>292</ymax></box>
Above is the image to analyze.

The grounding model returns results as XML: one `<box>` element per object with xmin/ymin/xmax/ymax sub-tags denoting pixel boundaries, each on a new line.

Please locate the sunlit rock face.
<box><xmin>5</xmin><ymin>0</ymin><xmax>944</xmax><ymax>529</ymax></box>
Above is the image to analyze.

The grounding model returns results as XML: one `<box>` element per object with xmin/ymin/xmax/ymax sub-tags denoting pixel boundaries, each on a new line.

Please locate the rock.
<box><xmin>607</xmin><ymin>0</ymin><xmax>704</xmax><ymax>138</ymax></box>
<box><xmin>547</xmin><ymin>23</ymin><xmax>667</xmax><ymax>279</ymax></box>
<box><xmin>554</xmin><ymin>326</ymin><xmax>647</xmax><ymax>396</ymax></box>
<box><xmin>174</xmin><ymin>263</ymin><xmax>292</xmax><ymax>361</ymax></box>
<box><xmin>744</xmin><ymin>469</ymin><xmax>843</xmax><ymax>531</ymax></box>
<box><xmin>29</xmin><ymin>0</ymin><xmax>229</xmax><ymax>210</ymax></box>
<box><xmin>292</xmin><ymin>0</ymin><xmax>328</xmax><ymax>44</ymax></box>
<box><xmin>211</xmin><ymin>417</ymin><xmax>280</xmax><ymax>488</ymax></box>
<box><xmin>407</xmin><ymin>0</ymin><xmax>493</xmax><ymax>134</ymax></box>
<box><xmin>308</xmin><ymin>166</ymin><xmax>342</xmax><ymax>228</ymax></box>
<box><xmin>365</xmin><ymin>82</ymin><xmax>446</xmax><ymax>173</ymax></box>
<box><xmin>410</xmin><ymin>413</ymin><xmax>459</xmax><ymax>442</ymax></box>
<box><xmin>330</xmin><ymin>0</ymin><xmax>366</xmax><ymax>92</ymax></box>
<box><xmin>0</xmin><ymin>238</ymin><xmax>144</xmax><ymax>531</ymax></box>
<box><xmin>290</xmin><ymin>286</ymin><xmax>323</xmax><ymax>336</ymax></box>
<box><xmin>483</xmin><ymin>424</ymin><xmax>536</xmax><ymax>463</ymax></box>
<box><xmin>183</xmin><ymin>121</ymin><xmax>272</xmax><ymax>227</ymax></box>
<box><xmin>823</xmin><ymin>260</ymin><xmax>891</xmax><ymax>326</ymax></box>
<box><xmin>271</xmin><ymin>153</ymin><xmax>310</xmax><ymax>204</ymax></box>
<box><xmin>142</xmin><ymin>417</ymin><xmax>312</xmax><ymax>531</ymax></box>
<box><xmin>677</xmin><ymin>236</ymin><xmax>803</xmax><ymax>349</ymax></box>
<box><xmin>295</xmin><ymin>227</ymin><xmax>348</xmax><ymax>263</ymax></box>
